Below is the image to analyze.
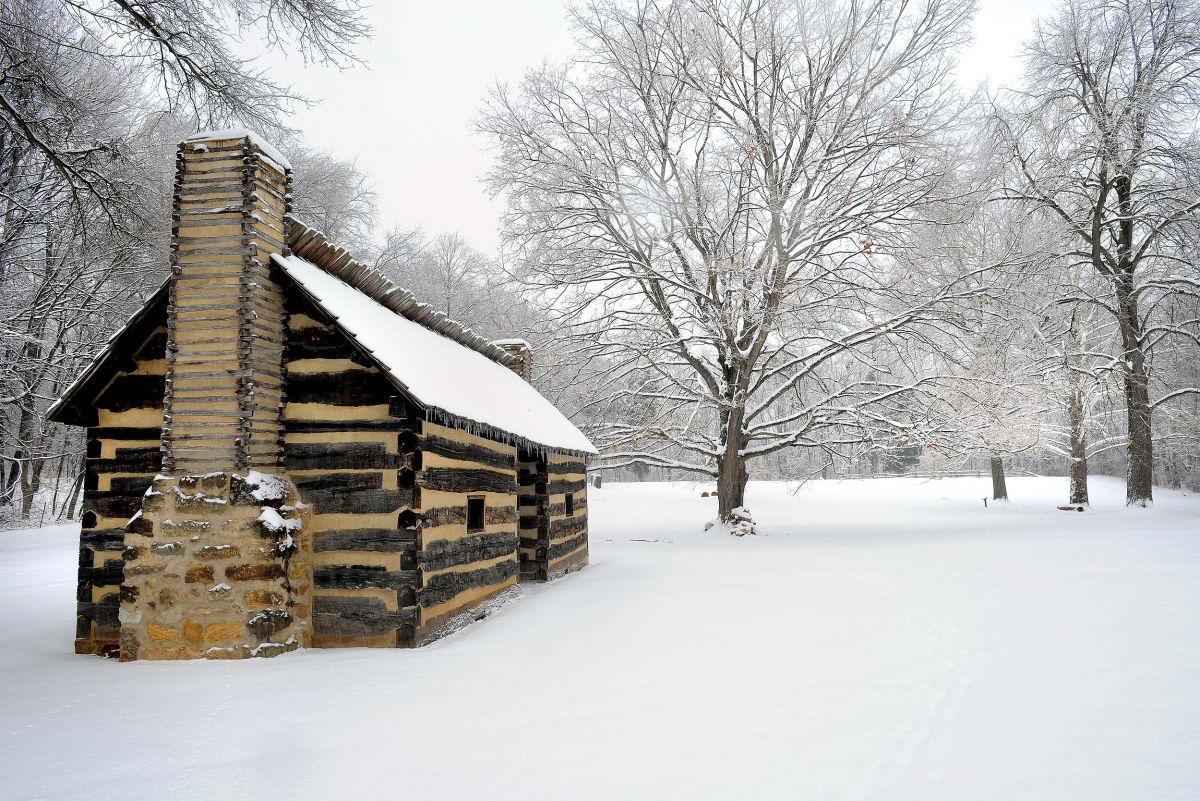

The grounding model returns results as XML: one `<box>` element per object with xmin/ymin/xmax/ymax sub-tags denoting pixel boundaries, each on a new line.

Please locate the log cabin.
<box><xmin>47</xmin><ymin>131</ymin><xmax>594</xmax><ymax>660</ymax></box>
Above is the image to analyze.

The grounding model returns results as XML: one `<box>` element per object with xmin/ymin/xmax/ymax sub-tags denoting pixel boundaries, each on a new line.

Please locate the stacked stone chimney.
<box><xmin>493</xmin><ymin>339</ymin><xmax>533</xmax><ymax>382</ymax></box>
<box><xmin>119</xmin><ymin>133</ymin><xmax>310</xmax><ymax>661</ymax></box>
<box><xmin>164</xmin><ymin>132</ymin><xmax>290</xmax><ymax>471</ymax></box>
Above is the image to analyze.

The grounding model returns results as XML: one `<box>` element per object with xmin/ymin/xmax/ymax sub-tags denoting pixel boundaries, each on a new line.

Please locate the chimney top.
<box><xmin>492</xmin><ymin>339</ymin><xmax>533</xmax><ymax>382</ymax></box>
<box><xmin>185</xmin><ymin>129</ymin><xmax>292</xmax><ymax>173</ymax></box>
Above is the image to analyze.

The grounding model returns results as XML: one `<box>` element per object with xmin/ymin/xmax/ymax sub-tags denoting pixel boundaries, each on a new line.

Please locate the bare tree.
<box><xmin>481</xmin><ymin>0</ymin><xmax>982</xmax><ymax>522</ymax></box>
<box><xmin>995</xmin><ymin>0</ymin><xmax>1200</xmax><ymax>506</ymax></box>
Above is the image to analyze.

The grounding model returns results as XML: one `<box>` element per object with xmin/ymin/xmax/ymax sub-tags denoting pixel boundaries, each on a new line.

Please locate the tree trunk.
<box><xmin>716</xmin><ymin>451</ymin><xmax>747</xmax><ymax>520</ymax></box>
<box><xmin>1124</xmin><ymin>376</ymin><xmax>1154</xmax><ymax>506</ymax></box>
<box><xmin>59</xmin><ymin>458</ymin><xmax>85</xmax><ymax>521</ymax></box>
<box><xmin>1067</xmin><ymin>388</ymin><xmax>1089</xmax><ymax>505</ymax></box>
<box><xmin>990</xmin><ymin>456</ymin><xmax>1008</xmax><ymax>501</ymax></box>
<box><xmin>716</xmin><ymin>407</ymin><xmax>748</xmax><ymax>521</ymax></box>
<box><xmin>1112</xmin><ymin>178</ymin><xmax>1153</xmax><ymax>507</ymax></box>
<box><xmin>1114</xmin><ymin>278</ymin><xmax>1153</xmax><ymax>506</ymax></box>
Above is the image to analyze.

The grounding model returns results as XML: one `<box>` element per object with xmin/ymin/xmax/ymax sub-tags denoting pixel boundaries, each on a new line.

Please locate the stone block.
<box><xmin>161</xmin><ymin>519</ymin><xmax>209</xmax><ymax>536</ymax></box>
<box><xmin>205</xmin><ymin>645</ymin><xmax>249</xmax><ymax>660</ymax></box>
<box><xmin>252</xmin><ymin>639</ymin><xmax>299</xmax><ymax>658</ymax></box>
<box><xmin>197</xmin><ymin>472</ymin><xmax>229</xmax><ymax>497</ymax></box>
<box><xmin>127</xmin><ymin>513</ymin><xmax>154</xmax><ymax>535</ymax></box>
<box><xmin>225</xmin><ymin>563</ymin><xmax>284</xmax><ymax>581</ymax></box>
<box><xmin>203</xmin><ymin>620</ymin><xmax>241</xmax><ymax>643</ymax></box>
<box><xmin>147</xmin><ymin>623</ymin><xmax>180</xmax><ymax>642</ymax></box>
<box><xmin>247</xmin><ymin>609</ymin><xmax>291</xmax><ymax>641</ymax></box>
<box><xmin>185</xmin><ymin>564</ymin><xmax>214</xmax><ymax>584</ymax></box>
<box><xmin>243</xmin><ymin>589</ymin><xmax>283</xmax><ymax>607</ymax></box>
<box><xmin>158</xmin><ymin>588</ymin><xmax>180</xmax><ymax>609</ymax></box>
<box><xmin>183</xmin><ymin>620</ymin><xmax>202</xmax><ymax>643</ymax></box>
<box><xmin>195</xmin><ymin>544</ymin><xmax>240</xmax><ymax>560</ymax></box>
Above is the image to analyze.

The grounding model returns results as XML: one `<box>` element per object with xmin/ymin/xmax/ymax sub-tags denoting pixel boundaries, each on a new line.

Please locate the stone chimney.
<box><xmin>119</xmin><ymin>132</ymin><xmax>310</xmax><ymax>661</ymax></box>
<box><xmin>492</xmin><ymin>339</ymin><xmax>533</xmax><ymax>382</ymax></box>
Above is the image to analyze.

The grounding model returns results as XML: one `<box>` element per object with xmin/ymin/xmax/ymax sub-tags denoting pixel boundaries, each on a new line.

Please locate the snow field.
<box><xmin>0</xmin><ymin>476</ymin><xmax>1197</xmax><ymax>800</ymax></box>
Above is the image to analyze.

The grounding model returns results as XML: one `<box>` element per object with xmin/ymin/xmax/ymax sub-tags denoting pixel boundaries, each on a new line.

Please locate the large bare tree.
<box><xmin>481</xmin><ymin>0</ymin><xmax>983</xmax><ymax>521</ymax></box>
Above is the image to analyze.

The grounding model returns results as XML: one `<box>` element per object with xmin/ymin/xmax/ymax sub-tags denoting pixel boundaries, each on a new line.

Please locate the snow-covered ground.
<box><xmin>2</xmin><ymin>476</ymin><xmax>1198</xmax><ymax>801</ymax></box>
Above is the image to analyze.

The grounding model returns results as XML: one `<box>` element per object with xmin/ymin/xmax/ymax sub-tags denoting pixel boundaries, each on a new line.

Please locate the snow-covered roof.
<box><xmin>186</xmin><ymin>129</ymin><xmax>291</xmax><ymax>173</ymax></box>
<box><xmin>275</xmin><ymin>253</ymin><xmax>596</xmax><ymax>455</ymax></box>
<box><xmin>285</xmin><ymin>218</ymin><xmax>515</xmax><ymax>367</ymax></box>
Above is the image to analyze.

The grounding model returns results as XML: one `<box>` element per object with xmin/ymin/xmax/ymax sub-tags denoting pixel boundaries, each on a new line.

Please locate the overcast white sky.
<box><xmin>267</xmin><ymin>0</ymin><xmax>1049</xmax><ymax>253</ymax></box>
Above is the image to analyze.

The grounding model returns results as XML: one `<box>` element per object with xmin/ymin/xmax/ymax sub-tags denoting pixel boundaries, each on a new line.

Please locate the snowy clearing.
<box><xmin>2</xmin><ymin>476</ymin><xmax>1198</xmax><ymax>801</ymax></box>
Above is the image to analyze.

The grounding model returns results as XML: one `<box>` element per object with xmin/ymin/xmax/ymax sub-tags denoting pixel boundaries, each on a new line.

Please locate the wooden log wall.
<box><xmin>517</xmin><ymin>448</ymin><xmax>549</xmax><ymax>581</ymax></box>
<box><xmin>545</xmin><ymin>451</ymin><xmax>589</xmax><ymax>578</ymax></box>
<box><xmin>164</xmin><ymin>135</ymin><xmax>290</xmax><ymax>473</ymax></box>
<box><xmin>77</xmin><ymin>325</ymin><xmax>168</xmax><ymax>656</ymax></box>
<box><xmin>282</xmin><ymin>288</ymin><xmax>420</xmax><ymax>647</ymax></box>
<box><xmin>415</xmin><ymin>421</ymin><xmax>519</xmax><ymax>640</ymax></box>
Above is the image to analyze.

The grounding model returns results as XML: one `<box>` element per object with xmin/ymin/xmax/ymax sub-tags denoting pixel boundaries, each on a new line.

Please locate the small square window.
<box><xmin>565</xmin><ymin>493</ymin><xmax>574</xmax><ymax>517</ymax></box>
<box><xmin>467</xmin><ymin>496</ymin><xmax>485</xmax><ymax>532</ymax></box>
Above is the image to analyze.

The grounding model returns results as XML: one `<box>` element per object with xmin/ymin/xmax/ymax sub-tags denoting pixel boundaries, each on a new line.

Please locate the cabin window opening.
<box><xmin>467</xmin><ymin>496</ymin><xmax>486</xmax><ymax>532</ymax></box>
<box><xmin>565</xmin><ymin>493</ymin><xmax>574</xmax><ymax>517</ymax></box>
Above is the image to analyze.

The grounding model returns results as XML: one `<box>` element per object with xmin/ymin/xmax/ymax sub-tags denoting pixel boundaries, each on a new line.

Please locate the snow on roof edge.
<box><xmin>284</xmin><ymin>217</ymin><xmax>516</xmax><ymax>369</ymax></box>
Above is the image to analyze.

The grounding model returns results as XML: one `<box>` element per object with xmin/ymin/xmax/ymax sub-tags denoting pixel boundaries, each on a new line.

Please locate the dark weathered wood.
<box><xmin>419</xmin><ymin>559</ymin><xmax>518</xmax><ymax>607</ymax></box>
<box><xmin>78</xmin><ymin>559</ymin><xmax>124</xmax><ymax>588</ymax></box>
<box><xmin>314</xmin><ymin>565</ymin><xmax>419</xmax><ymax>592</ymax></box>
<box><xmin>293</xmin><ymin>472</ymin><xmax>383</xmax><ymax>493</ymax></box>
<box><xmin>545</xmin><ymin>497</ymin><xmax>587</xmax><ymax>517</ymax></box>
<box><xmin>421</xmin><ymin>531</ymin><xmax>519</xmax><ymax>572</ymax></box>
<box><xmin>548</xmin><ymin>460</ymin><xmax>587</xmax><ymax>475</ymax></box>
<box><xmin>285</xmin><ymin>369</ymin><xmax>394</xmax><ymax>406</ymax></box>
<box><xmin>285</xmin><ymin>326</ymin><xmax>374</xmax><ymax>365</ymax></box>
<box><xmin>423</xmin><ymin>433</ymin><xmax>515</xmax><ymax>471</ymax></box>
<box><xmin>550</xmin><ymin>515</ymin><xmax>587</xmax><ymax>538</ymax></box>
<box><xmin>82</xmin><ymin>492</ymin><xmax>145</xmax><ymax>520</ymax></box>
<box><xmin>283</xmin><ymin>419</ymin><xmax>405</xmax><ymax>434</ymax></box>
<box><xmin>77</xmin><ymin>592</ymin><xmax>120</xmax><ymax>628</ymax></box>
<box><xmin>313</xmin><ymin>528</ymin><xmax>416</xmax><ymax>552</ymax></box>
<box><xmin>108</xmin><ymin>476</ymin><xmax>157</xmax><ymax>494</ymax></box>
<box><xmin>95</xmin><ymin>374</ymin><xmax>166</xmax><ymax>412</ymax></box>
<box><xmin>518</xmin><ymin>471</ymin><xmax>545</xmax><ymax>488</ymax></box>
<box><xmin>546</xmin><ymin>478</ymin><xmax>587</xmax><ymax>495</ymax></box>
<box><xmin>548</xmin><ymin>531</ymin><xmax>587</xmax><ymax>561</ymax></box>
<box><xmin>304</xmin><ymin>487</ymin><xmax>412</xmax><ymax>514</ymax></box>
<box><xmin>282</xmin><ymin>442</ymin><xmax>402</xmax><ymax>471</ymax></box>
<box><xmin>422</xmin><ymin>505</ymin><xmax>465</xmax><ymax>528</ymax></box>
<box><xmin>134</xmin><ymin>330</ymin><xmax>169</xmax><ymax>360</ymax></box>
<box><xmin>92</xmin><ymin>426</ymin><xmax>162</xmax><ymax>441</ymax></box>
<box><xmin>519</xmin><ymin>514</ymin><xmax>546</xmax><ymax>529</ymax></box>
<box><xmin>80</xmin><ymin>529</ymin><xmax>128</xmax><ymax>552</ymax></box>
<box><xmin>422</xmin><ymin>503</ymin><xmax>518</xmax><ymax>528</ymax></box>
<box><xmin>420</xmin><ymin>467</ymin><xmax>516</xmax><ymax>494</ymax></box>
<box><xmin>312</xmin><ymin>596</ymin><xmax>417</xmax><ymax>638</ymax></box>
<box><xmin>87</xmin><ymin>448</ymin><xmax>163</xmax><ymax>474</ymax></box>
